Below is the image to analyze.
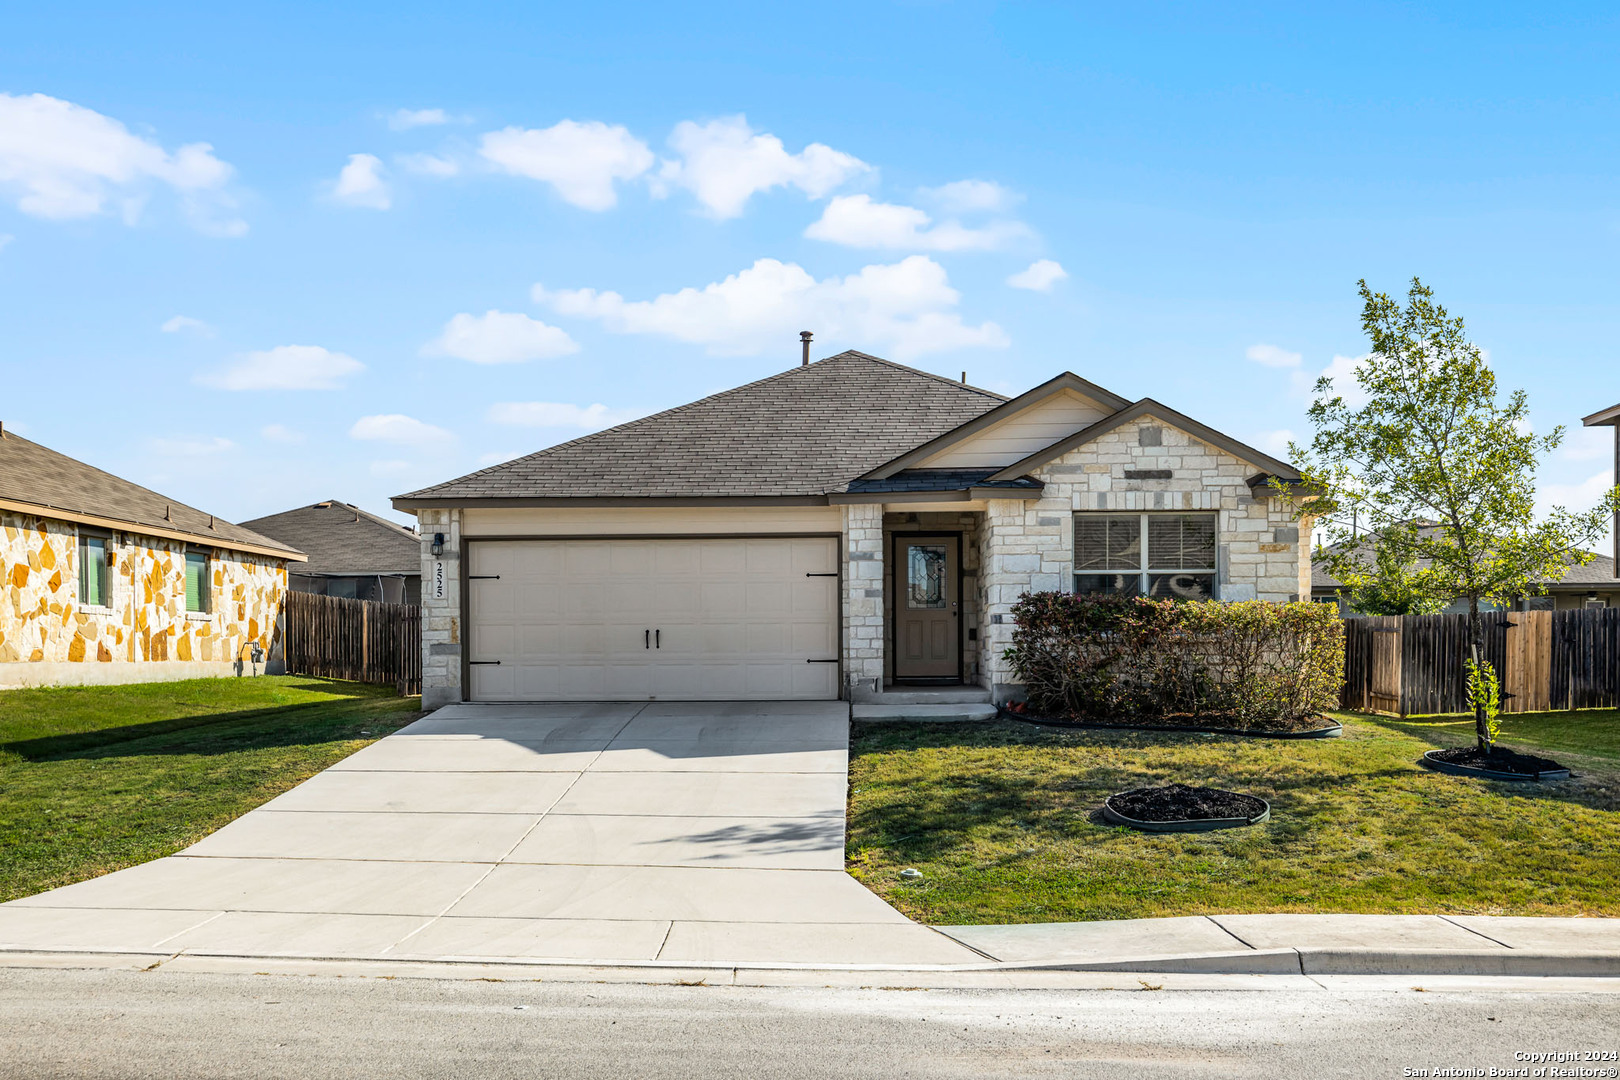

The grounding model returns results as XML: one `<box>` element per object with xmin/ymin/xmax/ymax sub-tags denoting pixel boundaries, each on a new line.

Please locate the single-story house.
<box><xmin>0</xmin><ymin>427</ymin><xmax>302</xmax><ymax>689</ymax></box>
<box><xmin>393</xmin><ymin>350</ymin><xmax>1311</xmax><ymax>709</ymax></box>
<box><xmin>243</xmin><ymin>500</ymin><xmax>422</xmax><ymax>605</ymax></box>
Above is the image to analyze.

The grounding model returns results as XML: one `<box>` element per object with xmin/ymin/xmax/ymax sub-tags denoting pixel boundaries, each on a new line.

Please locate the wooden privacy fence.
<box><xmin>279</xmin><ymin>590</ymin><xmax>421</xmax><ymax>695</ymax></box>
<box><xmin>1342</xmin><ymin>606</ymin><xmax>1620</xmax><ymax>716</ymax></box>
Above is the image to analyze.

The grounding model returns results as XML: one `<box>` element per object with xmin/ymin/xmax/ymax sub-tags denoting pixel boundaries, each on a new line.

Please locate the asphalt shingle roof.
<box><xmin>1311</xmin><ymin>528</ymin><xmax>1618</xmax><ymax>590</ymax></box>
<box><xmin>0</xmin><ymin>430</ymin><xmax>299</xmax><ymax>557</ymax></box>
<box><xmin>398</xmin><ymin>351</ymin><xmax>1008</xmax><ymax>502</ymax></box>
<box><xmin>844</xmin><ymin>468</ymin><xmax>1043</xmax><ymax>494</ymax></box>
<box><xmin>241</xmin><ymin>501</ymin><xmax>421</xmax><ymax>577</ymax></box>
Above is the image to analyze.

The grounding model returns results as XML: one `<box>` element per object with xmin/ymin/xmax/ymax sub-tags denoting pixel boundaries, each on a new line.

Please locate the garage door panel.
<box><xmin>467</xmin><ymin>538</ymin><xmax>838</xmax><ymax>702</ymax></box>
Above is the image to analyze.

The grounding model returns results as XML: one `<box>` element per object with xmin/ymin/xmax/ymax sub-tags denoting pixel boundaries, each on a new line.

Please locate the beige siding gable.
<box><xmin>917</xmin><ymin>389</ymin><xmax>1114</xmax><ymax>469</ymax></box>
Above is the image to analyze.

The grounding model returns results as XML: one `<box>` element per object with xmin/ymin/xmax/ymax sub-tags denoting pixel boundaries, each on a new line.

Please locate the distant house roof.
<box><xmin>242</xmin><ymin>501</ymin><xmax>420</xmax><ymax>577</ymax></box>
<box><xmin>0</xmin><ymin>429</ymin><xmax>302</xmax><ymax>561</ymax></box>
<box><xmin>1311</xmin><ymin>528</ymin><xmax>1616</xmax><ymax>592</ymax></box>
<box><xmin>394</xmin><ymin>351</ymin><xmax>1007</xmax><ymax>506</ymax></box>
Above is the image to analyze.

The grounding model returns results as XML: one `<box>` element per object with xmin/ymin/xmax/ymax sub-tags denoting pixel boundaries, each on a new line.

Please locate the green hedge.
<box><xmin>1003</xmin><ymin>594</ymin><xmax>1344</xmax><ymax>729</ymax></box>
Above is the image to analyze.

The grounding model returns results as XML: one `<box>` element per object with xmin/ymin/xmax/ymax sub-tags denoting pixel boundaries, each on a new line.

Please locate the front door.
<box><xmin>893</xmin><ymin>535</ymin><xmax>959</xmax><ymax>680</ymax></box>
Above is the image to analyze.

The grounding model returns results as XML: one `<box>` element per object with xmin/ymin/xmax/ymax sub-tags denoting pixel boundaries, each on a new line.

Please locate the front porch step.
<box><xmin>852</xmin><ymin>703</ymin><xmax>999</xmax><ymax>723</ymax></box>
<box><xmin>870</xmin><ymin>687</ymin><xmax>993</xmax><ymax>705</ymax></box>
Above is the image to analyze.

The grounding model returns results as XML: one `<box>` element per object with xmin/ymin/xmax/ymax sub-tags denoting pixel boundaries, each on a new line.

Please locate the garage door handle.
<box><xmin>469</xmin><ymin>660</ymin><xmax>501</xmax><ymax>665</ymax></box>
<box><xmin>805</xmin><ymin>572</ymin><xmax>838</xmax><ymax>577</ymax></box>
<box><xmin>655</xmin><ymin>629</ymin><xmax>660</xmax><ymax>648</ymax></box>
<box><xmin>468</xmin><ymin>575</ymin><xmax>500</xmax><ymax>580</ymax></box>
<box><xmin>807</xmin><ymin>658</ymin><xmax>838</xmax><ymax>663</ymax></box>
<box><xmin>645</xmin><ymin>629</ymin><xmax>650</xmax><ymax>649</ymax></box>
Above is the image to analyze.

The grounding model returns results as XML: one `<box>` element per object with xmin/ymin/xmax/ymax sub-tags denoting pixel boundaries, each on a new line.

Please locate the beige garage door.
<box><xmin>466</xmin><ymin>537</ymin><xmax>840</xmax><ymax>701</ymax></box>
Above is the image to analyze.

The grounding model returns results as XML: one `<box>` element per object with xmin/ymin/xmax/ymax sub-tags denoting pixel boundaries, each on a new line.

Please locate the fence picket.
<box><xmin>278</xmin><ymin>591</ymin><xmax>421</xmax><ymax>695</ymax></box>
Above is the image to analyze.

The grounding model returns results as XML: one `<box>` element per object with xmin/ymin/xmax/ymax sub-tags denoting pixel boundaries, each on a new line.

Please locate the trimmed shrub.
<box><xmin>1003</xmin><ymin>594</ymin><xmax>1344</xmax><ymax>729</ymax></box>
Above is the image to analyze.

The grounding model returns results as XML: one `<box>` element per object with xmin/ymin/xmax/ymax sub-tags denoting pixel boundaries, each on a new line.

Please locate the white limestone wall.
<box><xmin>841</xmin><ymin>503</ymin><xmax>884</xmax><ymax>698</ymax></box>
<box><xmin>416</xmin><ymin>507</ymin><xmax>463</xmax><ymax>709</ymax></box>
<box><xmin>979</xmin><ymin>415</ymin><xmax>1312</xmax><ymax>699</ymax></box>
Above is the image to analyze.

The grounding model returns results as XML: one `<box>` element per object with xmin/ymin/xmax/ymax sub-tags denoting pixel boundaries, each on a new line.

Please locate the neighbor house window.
<box><xmin>1074</xmin><ymin>513</ymin><xmax>1218</xmax><ymax>600</ymax></box>
<box><xmin>78</xmin><ymin>532</ymin><xmax>110</xmax><ymax>608</ymax></box>
<box><xmin>185</xmin><ymin>550</ymin><xmax>211</xmax><ymax>613</ymax></box>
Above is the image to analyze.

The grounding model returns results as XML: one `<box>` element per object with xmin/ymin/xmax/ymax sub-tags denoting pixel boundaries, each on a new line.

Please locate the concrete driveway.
<box><xmin>0</xmin><ymin>701</ymin><xmax>979</xmax><ymax>967</ymax></box>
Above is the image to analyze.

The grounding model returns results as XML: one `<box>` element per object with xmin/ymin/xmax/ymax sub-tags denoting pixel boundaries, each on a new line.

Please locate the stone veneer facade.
<box><xmin>0</xmin><ymin>511</ymin><xmax>287</xmax><ymax>689</ymax></box>
<box><xmin>416</xmin><ymin>506</ymin><xmax>464</xmax><ymax>709</ymax></box>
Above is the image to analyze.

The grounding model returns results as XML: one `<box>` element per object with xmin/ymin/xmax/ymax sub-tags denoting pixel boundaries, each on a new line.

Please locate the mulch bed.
<box><xmin>1106</xmin><ymin>783</ymin><xmax>1267</xmax><ymax>823</ymax></box>
<box><xmin>1428</xmin><ymin>745</ymin><xmax>1570</xmax><ymax>777</ymax></box>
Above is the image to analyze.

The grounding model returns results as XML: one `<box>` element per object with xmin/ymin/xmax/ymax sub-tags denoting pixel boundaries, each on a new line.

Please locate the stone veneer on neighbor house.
<box><xmin>0</xmin><ymin>511</ymin><xmax>287</xmax><ymax>689</ymax></box>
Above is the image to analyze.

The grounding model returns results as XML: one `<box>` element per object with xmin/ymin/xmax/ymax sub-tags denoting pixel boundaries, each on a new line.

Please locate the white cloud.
<box><xmin>198</xmin><ymin>344</ymin><xmax>364</xmax><ymax>391</ymax></box>
<box><xmin>421</xmin><ymin>310</ymin><xmax>579</xmax><ymax>364</ymax></box>
<box><xmin>388</xmin><ymin>108</ymin><xmax>449</xmax><ymax>131</ymax></box>
<box><xmin>656</xmin><ymin>116</ymin><xmax>868</xmax><ymax>219</ymax></box>
<box><xmin>331</xmin><ymin>153</ymin><xmax>390</xmax><ymax>209</ymax></box>
<box><xmin>804</xmin><ymin>194</ymin><xmax>1029</xmax><ymax>252</ymax></box>
<box><xmin>535</xmin><ymin>254</ymin><xmax>1007</xmax><ymax>361</ymax></box>
<box><xmin>396</xmin><ymin>152</ymin><xmax>459</xmax><ymax>177</ymax></box>
<box><xmin>148</xmin><ymin>435</ymin><xmax>235</xmax><ymax>457</ymax></box>
<box><xmin>0</xmin><ymin>92</ymin><xmax>243</xmax><ymax>234</ymax></box>
<box><xmin>350</xmin><ymin>414</ymin><xmax>455</xmax><ymax>445</ymax></box>
<box><xmin>1246</xmin><ymin>343</ymin><xmax>1303</xmax><ymax>368</ymax></box>
<box><xmin>259</xmin><ymin>423</ymin><xmax>304</xmax><ymax>444</ymax></box>
<box><xmin>919</xmin><ymin>179</ymin><xmax>1019</xmax><ymax>214</ymax></box>
<box><xmin>488</xmin><ymin>401</ymin><xmax>643</xmax><ymax>429</ymax></box>
<box><xmin>1006</xmin><ymin>259</ymin><xmax>1068</xmax><ymax>292</ymax></box>
<box><xmin>1258</xmin><ymin>428</ymin><xmax>1296</xmax><ymax>456</ymax></box>
<box><xmin>1563</xmin><ymin>426</ymin><xmax>1613</xmax><ymax>462</ymax></box>
<box><xmin>1318</xmin><ymin>353</ymin><xmax>1372</xmax><ymax>407</ymax></box>
<box><xmin>479</xmin><ymin>120</ymin><xmax>652</xmax><ymax>211</ymax></box>
<box><xmin>1537</xmin><ymin>469</ymin><xmax>1618</xmax><ymax>524</ymax></box>
<box><xmin>160</xmin><ymin>314</ymin><xmax>213</xmax><ymax>336</ymax></box>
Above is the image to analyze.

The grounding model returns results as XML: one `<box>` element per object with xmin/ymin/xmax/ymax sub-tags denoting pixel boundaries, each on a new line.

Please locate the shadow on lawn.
<box><xmin>2</xmin><ymin>696</ymin><xmax>419</xmax><ymax>763</ymax></box>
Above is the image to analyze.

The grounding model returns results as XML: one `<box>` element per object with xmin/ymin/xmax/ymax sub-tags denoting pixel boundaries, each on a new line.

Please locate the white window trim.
<box><xmin>1073</xmin><ymin>511</ymin><xmax>1219</xmax><ymax>599</ymax></box>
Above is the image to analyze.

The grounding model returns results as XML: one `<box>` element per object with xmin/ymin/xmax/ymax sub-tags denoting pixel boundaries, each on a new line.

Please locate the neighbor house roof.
<box><xmin>394</xmin><ymin>351</ymin><xmax>1008</xmax><ymax>506</ymax></box>
<box><xmin>1581</xmin><ymin>401</ymin><xmax>1620</xmax><ymax>427</ymax></box>
<box><xmin>0</xmin><ymin>429</ymin><xmax>303</xmax><ymax>561</ymax></box>
<box><xmin>241</xmin><ymin>500</ymin><xmax>420</xmax><ymax>577</ymax></box>
<box><xmin>1311</xmin><ymin>529</ymin><xmax>1616</xmax><ymax>592</ymax></box>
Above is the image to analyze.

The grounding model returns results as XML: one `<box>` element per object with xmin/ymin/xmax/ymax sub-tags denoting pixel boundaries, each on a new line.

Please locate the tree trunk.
<box><xmin>1468</xmin><ymin>597</ymin><xmax>1488</xmax><ymax>752</ymax></box>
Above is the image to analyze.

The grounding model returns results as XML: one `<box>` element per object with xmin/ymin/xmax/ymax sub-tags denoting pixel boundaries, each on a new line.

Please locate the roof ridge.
<box><xmin>399</xmin><ymin>350</ymin><xmax>1006</xmax><ymax>499</ymax></box>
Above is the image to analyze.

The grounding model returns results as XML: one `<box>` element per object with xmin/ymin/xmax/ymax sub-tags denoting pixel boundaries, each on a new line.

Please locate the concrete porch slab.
<box><xmin>938</xmin><ymin>915</ymin><xmax>1249</xmax><ymax>963</ymax></box>
<box><xmin>507</xmin><ymin>814</ymin><xmax>845</xmax><ymax>870</ymax></box>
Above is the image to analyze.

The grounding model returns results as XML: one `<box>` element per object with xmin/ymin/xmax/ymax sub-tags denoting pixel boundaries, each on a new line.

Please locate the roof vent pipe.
<box><xmin>961</xmin><ymin>371</ymin><xmax>966</xmax><ymax>384</ymax></box>
<box><xmin>800</xmin><ymin>330</ymin><xmax>812</xmax><ymax>366</ymax></box>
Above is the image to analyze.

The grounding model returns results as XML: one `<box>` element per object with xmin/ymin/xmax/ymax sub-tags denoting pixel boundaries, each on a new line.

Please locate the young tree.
<box><xmin>1285</xmin><ymin>278</ymin><xmax>1620</xmax><ymax>750</ymax></box>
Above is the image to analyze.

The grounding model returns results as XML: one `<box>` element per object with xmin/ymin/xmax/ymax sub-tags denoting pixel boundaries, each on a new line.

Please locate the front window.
<box><xmin>78</xmin><ymin>533</ymin><xmax>109</xmax><ymax>608</ymax></box>
<box><xmin>1074</xmin><ymin>513</ymin><xmax>1217</xmax><ymax>600</ymax></box>
<box><xmin>185</xmin><ymin>551</ymin><xmax>211</xmax><ymax>613</ymax></box>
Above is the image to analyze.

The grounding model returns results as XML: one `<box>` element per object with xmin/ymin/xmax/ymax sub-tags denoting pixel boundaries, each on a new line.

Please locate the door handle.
<box><xmin>645</xmin><ymin>629</ymin><xmax>650</xmax><ymax>649</ymax></box>
<box><xmin>655</xmin><ymin>628</ymin><xmax>661</xmax><ymax>648</ymax></box>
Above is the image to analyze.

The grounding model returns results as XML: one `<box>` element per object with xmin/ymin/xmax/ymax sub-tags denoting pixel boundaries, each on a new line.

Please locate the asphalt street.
<box><xmin>2</xmin><ymin>967</ymin><xmax>1616</xmax><ymax>1079</ymax></box>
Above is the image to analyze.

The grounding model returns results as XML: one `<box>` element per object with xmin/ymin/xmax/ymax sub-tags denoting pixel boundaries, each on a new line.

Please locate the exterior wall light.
<box><xmin>431</xmin><ymin>533</ymin><xmax>445</xmax><ymax>557</ymax></box>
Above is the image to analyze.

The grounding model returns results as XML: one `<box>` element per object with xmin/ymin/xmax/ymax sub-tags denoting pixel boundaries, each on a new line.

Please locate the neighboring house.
<box><xmin>1311</xmin><ymin>537</ymin><xmax>1620</xmax><ymax>614</ymax></box>
<box><xmin>0</xmin><ymin>428</ymin><xmax>302</xmax><ymax>689</ymax></box>
<box><xmin>242</xmin><ymin>500</ymin><xmax>421</xmax><ymax>605</ymax></box>
<box><xmin>394</xmin><ymin>350</ymin><xmax>1311</xmax><ymax>708</ymax></box>
<box><xmin>1584</xmin><ymin>400</ymin><xmax>1620</xmax><ymax>573</ymax></box>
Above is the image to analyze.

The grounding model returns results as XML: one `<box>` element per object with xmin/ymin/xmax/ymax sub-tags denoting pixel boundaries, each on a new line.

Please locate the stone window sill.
<box><xmin>184</xmin><ymin>611</ymin><xmax>213</xmax><ymax>622</ymax></box>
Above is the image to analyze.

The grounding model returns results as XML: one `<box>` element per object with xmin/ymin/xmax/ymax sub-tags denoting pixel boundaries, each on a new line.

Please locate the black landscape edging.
<box><xmin>1101</xmin><ymin>792</ymin><xmax>1272</xmax><ymax>834</ymax></box>
<box><xmin>1419</xmin><ymin>749</ymin><xmax>1572</xmax><ymax>783</ymax></box>
<box><xmin>999</xmin><ymin>709</ymin><xmax>1343</xmax><ymax>740</ymax></box>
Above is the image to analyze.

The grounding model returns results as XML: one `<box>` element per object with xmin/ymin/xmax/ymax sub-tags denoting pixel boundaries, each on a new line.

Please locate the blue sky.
<box><xmin>2</xmin><ymin>2</ymin><xmax>1616</xmax><ymax>543</ymax></box>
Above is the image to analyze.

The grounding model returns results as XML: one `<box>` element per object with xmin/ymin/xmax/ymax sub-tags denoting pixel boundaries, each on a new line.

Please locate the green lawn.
<box><xmin>846</xmin><ymin>710</ymin><xmax>1620</xmax><ymax>926</ymax></box>
<box><xmin>0</xmin><ymin>677</ymin><xmax>421</xmax><ymax>903</ymax></box>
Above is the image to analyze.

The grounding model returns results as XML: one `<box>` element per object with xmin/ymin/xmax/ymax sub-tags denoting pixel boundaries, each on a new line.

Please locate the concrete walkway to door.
<box><xmin>0</xmin><ymin>702</ymin><xmax>980</xmax><ymax>967</ymax></box>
